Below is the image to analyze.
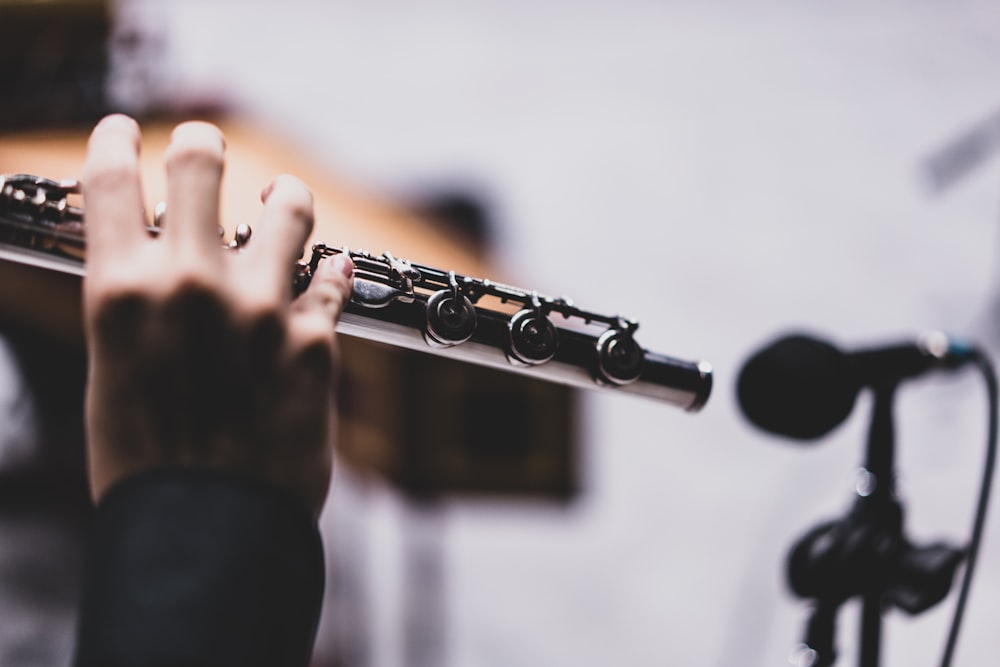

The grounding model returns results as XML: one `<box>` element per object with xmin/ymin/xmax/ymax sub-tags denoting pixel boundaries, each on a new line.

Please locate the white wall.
<box><xmin>117</xmin><ymin>1</ymin><xmax>1000</xmax><ymax>665</ymax></box>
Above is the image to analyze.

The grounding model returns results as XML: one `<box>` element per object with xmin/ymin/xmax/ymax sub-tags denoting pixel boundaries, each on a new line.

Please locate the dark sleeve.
<box><xmin>73</xmin><ymin>467</ymin><xmax>325</xmax><ymax>667</ymax></box>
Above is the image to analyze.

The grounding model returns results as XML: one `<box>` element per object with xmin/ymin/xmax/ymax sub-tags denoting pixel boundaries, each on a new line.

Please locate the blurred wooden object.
<box><xmin>0</xmin><ymin>118</ymin><xmax>578</xmax><ymax>501</ymax></box>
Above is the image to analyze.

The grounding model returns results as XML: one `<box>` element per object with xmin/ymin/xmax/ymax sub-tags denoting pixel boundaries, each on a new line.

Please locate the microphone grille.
<box><xmin>736</xmin><ymin>334</ymin><xmax>861</xmax><ymax>441</ymax></box>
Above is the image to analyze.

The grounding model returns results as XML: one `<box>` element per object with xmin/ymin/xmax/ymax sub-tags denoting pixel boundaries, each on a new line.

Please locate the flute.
<box><xmin>0</xmin><ymin>173</ymin><xmax>712</xmax><ymax>410</ymax></box>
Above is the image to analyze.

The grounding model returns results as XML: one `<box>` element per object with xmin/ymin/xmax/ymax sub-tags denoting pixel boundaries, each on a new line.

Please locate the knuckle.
<box><xmin>86</xmin><ymin>276</ymin><xmax>151</xmax><ymax>342</ymax></box>
<box><xmin>239</xmin><ymin>293</ymin><xmax>281</xmax><ymax>322</ymax></box>
<box><xmin>160</xmin><ymin>270</ymin><xmax>227</xmax><ymax>323</ymax></box>
<box><xmin>300</xmin><ymin>273</ymin><xmax>349</xmax><ymax>316</ymax></box>
<box><xmin>242</xmin><ymin>302</ymin><xmax>286</xmax><ymax>356</ymax></box>
<box><xmin>82</xmin><ymin>154</ymin><xmax>140</xmax><ymax>193</ymax></box>
<box><xmin>165</xmin><ymin>265</ymin><xmax>216</xmax><ymax>296</ymax></box>
<box><xmin>239</xmin><ymin>273</ymin><xmax>285</xmax><ymax>311</ymax></box>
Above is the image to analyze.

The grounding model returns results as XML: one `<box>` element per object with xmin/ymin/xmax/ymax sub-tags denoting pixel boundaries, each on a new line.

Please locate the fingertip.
<box><xmin>81</xmin><ymin>118</ymin><xmax>145</xmax><ymax>243</ymax></box>
<box><xmin>260</xmin><ymin>174</ymin><xmax>311</xmax><ymax>204</ymax></box>
<box><xmin>325</xmin><ymin>253</ymin><xmax>355</xmax><ymax>281</ymax></box>
<box><xmin>305</xmin><ymin>254</ymin><xmax>355</xmax><ymax>318</ymax></box>
<box><xmin>169</xmin><ymin>120</ymin><xmax>226</xmax><ymax>150</ymax></box>
<box><xmin>170</xmin><ymin>120</ymin><xmax>225</xmax><ymax>143</ymax></box>
<box><xmin>89</xmin><ymin>114</ymin><xmax>141</xmax><ymax>143</ymax></box>
<box><xmin>315</xmin><ymin>254</ymin><xmax>355</xmax><ymax>298</ymax></box>
<box><xmin>256</xmin><ymin>174</ymin><xmax>315</xmax><ymax>245</ymax></box>
<box><xmin>84</xmin><ymin>114</ymin><xmax>142</xmax><ymax>178</ymax></box>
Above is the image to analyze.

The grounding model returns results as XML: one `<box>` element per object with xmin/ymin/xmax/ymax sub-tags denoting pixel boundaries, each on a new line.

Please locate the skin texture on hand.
<box><xmin>81</xmin><ymin>115</ymin><xmax>354</xmax><ymax>516</ymax></box>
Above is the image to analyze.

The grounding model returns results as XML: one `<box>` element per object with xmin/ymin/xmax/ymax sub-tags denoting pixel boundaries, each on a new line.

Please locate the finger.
<box><xmin>163</xmin><ymin>121</ymin><xmax>226</xmax><ymax>266</ymax></box>
<box><xmin>81</xmin><ymin>115</ymin><xmax>146</xmax><ymax>267</ymax></box>
<box><xmin>290</xmin><ymin>254</ymin><xmax>355</xmax><ymax>336</ymax></box>
<box><xmin>242</xmin><ymin>174</ymin><xmax>316</xmax><ymax>300</ymax></box>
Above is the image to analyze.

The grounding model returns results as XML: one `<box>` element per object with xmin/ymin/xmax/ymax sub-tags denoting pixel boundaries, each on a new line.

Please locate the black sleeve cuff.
<box><xmin>73</xmin><ymin>467</ymin><xmax>325</xmax><ymax>667</ymax></box>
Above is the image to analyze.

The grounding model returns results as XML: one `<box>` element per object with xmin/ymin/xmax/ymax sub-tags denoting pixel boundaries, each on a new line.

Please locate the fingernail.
<box><xmin>260</xmin><ymin>181</ymin><xmax>274</xmax><ymax>203</ymax></box>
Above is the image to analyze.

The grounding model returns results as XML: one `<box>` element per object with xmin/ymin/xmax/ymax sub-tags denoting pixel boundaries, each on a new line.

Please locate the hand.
<box><xmin>81</xmin><ymin>114</ymin><xmax>354</xmax><ymax>516</ymax></box>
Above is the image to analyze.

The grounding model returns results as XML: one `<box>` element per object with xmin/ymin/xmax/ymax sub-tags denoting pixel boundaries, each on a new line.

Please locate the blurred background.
<box><xmin>2</xmin><ymin>0</ymin><xmax>1000</xmax><ymax>665</ymax></box>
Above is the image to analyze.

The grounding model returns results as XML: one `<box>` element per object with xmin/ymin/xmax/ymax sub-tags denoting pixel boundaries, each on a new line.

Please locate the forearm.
<box><xmin>73</xmin><ymin>467</ymin><xmax>325</xmax><ymax>667</ymax></box>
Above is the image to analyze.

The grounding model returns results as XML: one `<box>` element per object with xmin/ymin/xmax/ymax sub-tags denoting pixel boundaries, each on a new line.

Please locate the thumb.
<box><xmin>292</xmin><ymin>254</ymin><xmax>355</xmax><ymax>324</ymax></box>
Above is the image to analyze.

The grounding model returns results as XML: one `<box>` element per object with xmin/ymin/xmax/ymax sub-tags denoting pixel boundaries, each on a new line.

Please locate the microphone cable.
<box><xmin>938</xmin><ymin>345</ymin><xmax>997</xmax><ymax>667</ymax></box>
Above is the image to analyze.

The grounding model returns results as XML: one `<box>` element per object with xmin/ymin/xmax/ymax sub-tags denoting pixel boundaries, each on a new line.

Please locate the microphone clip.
<box><xmin>784</xmin><ymin>382</ymin><xmax>966</xmax><ymax>667</ymax></box>
<box><xmin>788</xmin><ymin>495</ymin><xmax>965</xmax><ymax>616</ymax></box>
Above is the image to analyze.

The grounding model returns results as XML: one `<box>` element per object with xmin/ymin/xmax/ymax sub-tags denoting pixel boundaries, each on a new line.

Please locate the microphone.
<box><xmin>736</xmin><ymin>331</ymin><xmax>975</xmax><ymax>440</ymax></box>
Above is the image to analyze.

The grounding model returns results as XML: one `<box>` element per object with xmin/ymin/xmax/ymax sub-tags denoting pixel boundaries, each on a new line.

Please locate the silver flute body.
<box><xmin>0</xmin><ymin>174</ymin><xmax>712</xmax><ymax>410</ymax></box>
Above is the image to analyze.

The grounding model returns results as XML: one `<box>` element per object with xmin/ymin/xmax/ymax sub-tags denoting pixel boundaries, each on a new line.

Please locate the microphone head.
<box><xmin>736</xmin><ymin>333</ymin><xmax>861</xmax><ymax>441</ymax></box>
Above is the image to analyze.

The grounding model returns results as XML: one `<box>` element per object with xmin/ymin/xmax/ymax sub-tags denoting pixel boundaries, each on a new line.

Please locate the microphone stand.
<box><xmin>786</xmin><ymin>381</ymin><xmax>965</xmax><ymax>667</ymax></box>
<box><xmin>857</xmin><ymin>381</ymin><xmax>897</xmax><ymax>667</ymax></box>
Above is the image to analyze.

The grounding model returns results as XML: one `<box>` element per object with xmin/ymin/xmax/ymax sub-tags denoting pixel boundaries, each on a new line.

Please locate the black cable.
<box><xmin>939</xmin><ymin>347</ymin><xmax>997</xmax><ymax>667</ymax></box>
